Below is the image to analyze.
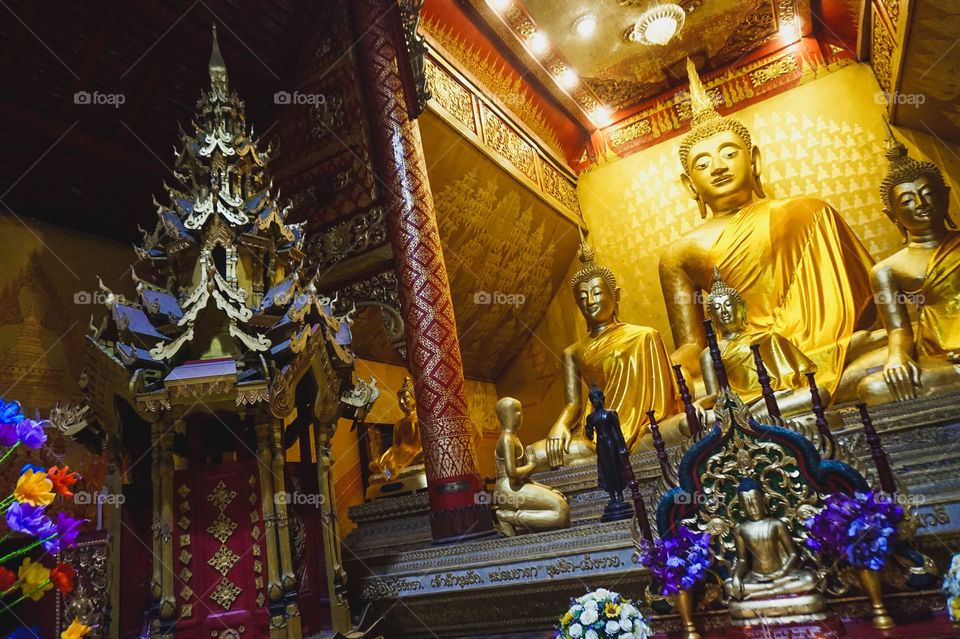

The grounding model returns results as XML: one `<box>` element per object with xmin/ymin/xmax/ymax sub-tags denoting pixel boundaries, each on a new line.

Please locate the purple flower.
<box><xmin>805</xmin><ymin>491</ymin><xmax>902</xmax><ymax>569</ymax></box>
<box><xmin>0</xmin><ymin>399</ymin><xmax>25</xmax><ymax>424</ymax></box>
<box><xmin>6</xmin><ymin>502</ymin><xmax>50</xmax><ymax>536</ymax></box>
<box><xmin>16</xmin><ymin>418</ymin><xmax>48</xmax><ymax>449</ymax></box>
<box><xmin>37</xmin><ymin>518</ymin><xmax>61</xmax><ymax>553</ymax></box>
<box><xmin>54</xmin><ymin>511</ymin><xmax>86</xmax><ymax>549</ymax></box>
<box><xmin>637</xmin><ymin>526</ymin><xmax>713</xmax><ymax>595</ymax></box>
<box><xmin>0</xmin><ymin>422</ymin><xmax>17</xmax><ymax>446</ymax></box>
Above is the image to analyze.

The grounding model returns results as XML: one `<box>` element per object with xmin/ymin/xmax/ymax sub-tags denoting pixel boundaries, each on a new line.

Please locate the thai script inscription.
<box><xmin>488</xmin><ymin>566</ymin><xmax>539</xmax><ymax>582</ymax></box>
<box><xmin>913</xmin><ymin>504</ymin><xmax>950</xmax><ymax>530</ymax></box>
<box><xmin>430</xmin><ymin>570</ymin><xmax>483</xmax><ymax>589</ymax></box>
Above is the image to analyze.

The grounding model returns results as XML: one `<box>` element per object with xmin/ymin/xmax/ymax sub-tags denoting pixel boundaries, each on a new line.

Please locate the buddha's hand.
<box><xmin>729</xmin><ymin>575</ymin><xmax>744</xmax><ymax>599</ymax></box>
<box><xmin>545</xmin><ymin>436</ymin><xmax>566</xmax><ymax>468</ymax></box>
<box><xmin>882</xmin><ymin>355</ymin><xmax>920</xmax><ymax>401</ymax></box>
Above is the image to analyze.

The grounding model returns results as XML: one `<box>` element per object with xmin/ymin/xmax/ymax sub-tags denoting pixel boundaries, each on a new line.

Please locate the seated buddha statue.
<box><xmin>659</xmin><ymin>59</ymin><xmax>881</xmax><ymax>402</ymax></box>
<box><xmin>527</xmin><ymin>240</ymin><xmax>686</xmax><ymax>471</ymax></box>
<box><xmin>858</xmin><ymin>130</ymin><xmax>960</xmax><ymax>405</ymax></box>
<box><xmin>700</xmin><ymin>267</ymin><xmax>831</xmax><ymax>421</ymax></box>
<box><xmin>368</xmin><ymin>377</ymin><xmax>422</xmax><ymax>480</ymax></box>
<box><xmin>724</xmin><ymin>478</ymin><xmax>825</xmax><ymax>622</ymax></box>
<box><xmin>493</xmin><ymin>397</ymin><xmax>570</xmax><ymax>536</ymax></box>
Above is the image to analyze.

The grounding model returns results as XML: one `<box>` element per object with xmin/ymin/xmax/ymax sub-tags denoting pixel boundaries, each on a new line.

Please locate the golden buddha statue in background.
<box><xmin>659</xmin><ymin>59</ymin><xmax>879</xmax><ymax>401</ymax></box>
<box><xmin>724</xmin><ymin>478</ymin><xmax>825</xmax><ymax>622</ymax></box>
<box><xmin>700</xmin><ymin>267</ymin><xmax>830</xmax><ymax>421</ymax></box>
<box><xmin>369</xmin><ymin>377</ymin><xmax>422</xmax><ymax>480</ymax></box>
<box><xmin>527</xmin><ymin>240</ymin><xmax>685</xmax><ymax>471</ymax></box>
<box><xmin>858</xmin><ymin>131</ymin><xmax>960</xmax><ymax>405</ymax></box>
<box><xmin>493</xmin><ymin>397</ymin><xmax>570</xmax><ymax>536</ymax></box>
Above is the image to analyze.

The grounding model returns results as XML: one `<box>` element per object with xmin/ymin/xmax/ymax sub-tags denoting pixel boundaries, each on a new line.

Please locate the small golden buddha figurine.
<box><xmin>659</xmin><ymin>59</ymin><xmax>878</xmax><ymax>401</ymax></box>
<box><xmin>700</xmin><ymin>267</ymin><xmax>831</xmax><ymax>420</ymax></box>
<box><xmin>527</xmin><ymin>239</ymin><xmax>686</xmax><ymax>470</ymax></box>
<box><xmin>858</xmin><ymin>130</ymin><xmax>960</xmax><ymax>405</ymax></box>
<box><xmin>493</xmin><ymin>397</ymin><xmax>570</xmax><ymax>536</ymax></box>
<box><xmin>368</xmin><ymin>377</ymin><xmax>422</xmax><ymax>480</ymax></box>
<box><xmin>724</xmin><ymin>478</ymin><xmax>825</xmax><ymax>622</ymax></box>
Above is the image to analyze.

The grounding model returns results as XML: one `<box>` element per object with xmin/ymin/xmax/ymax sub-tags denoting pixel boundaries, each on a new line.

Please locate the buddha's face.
<box><xmin>575</xmin><ymin>276</ymin><xmax>617</xmax><ymax>327</ymax></box>
<box><xmin>709</xmin><ymin>293</ymin><xmax>746</xmax><ymax>335</ymax></box>
<box><xmin>399</xmin><ymin>392</ymin><xmax>416</xmax><ymax>415</ymax></box>
<box><xmin>683</xmin><ymin>130</ymin><xmax>757</xmax><ymax>213</ymax></box>
<box><xmin>740</xmin><ymin>489</ymin><xmax>767</xmax><ymax>521</ymax></box>
<box><xmin>889</xmin><ymin>175</ymin><xmax>948</xmax><ymax>234</ymax></box>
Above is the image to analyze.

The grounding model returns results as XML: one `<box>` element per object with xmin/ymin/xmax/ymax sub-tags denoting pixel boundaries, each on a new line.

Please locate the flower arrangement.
<box><xmin>555</xmin><ymin>588</ymin><xmax>652</xmax><ymax>639</ymax></box>
<box><xmin>803</xmin><ymin>491</ymin><xmax>902</xmax><ymax>571</ymax></box>
<box><xmin>635</xmin><ymin>526</ymin><xmax>713</xmax><ymax>595</ymax></box>
<box><xmin>0</xmin><ymin>397</ymin><xmax>90</xmax><ymax>637</ymax></box>
<box><xmin>943</xmin><ymin>553</ymin><xmax>960</xmax><ymax>623</ymax></box>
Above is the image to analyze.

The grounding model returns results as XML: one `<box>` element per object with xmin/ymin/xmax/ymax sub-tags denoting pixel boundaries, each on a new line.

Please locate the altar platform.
<box><xmin>343</xmin><ymin>392</ymin><xmax>960</xmax><ymax>638</ymax></box>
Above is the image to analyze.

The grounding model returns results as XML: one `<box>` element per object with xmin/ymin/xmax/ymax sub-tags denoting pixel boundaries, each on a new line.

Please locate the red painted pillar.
<box><xmin>350</xmin><ymin>0</ymin><xmax>492</xmax><ymax>541</ymax></box>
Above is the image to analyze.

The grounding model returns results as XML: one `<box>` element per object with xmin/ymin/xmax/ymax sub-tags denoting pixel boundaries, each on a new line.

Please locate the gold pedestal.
<box><xmin>676</xmin><ymin>588</ymin><xmax>701</xmax><ymax>639</ymax></box>
<box><xmin>860</xmin><ymin>568</ymin><xmax>895</xmax><ymax>629</ymax></box>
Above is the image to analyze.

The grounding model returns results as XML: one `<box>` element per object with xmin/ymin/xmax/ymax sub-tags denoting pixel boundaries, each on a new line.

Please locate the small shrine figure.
<box><xmin>724</xmin><ymin>478</ymin><xmax>825</xmax><ymax>623</ymax></box>
<box><xmin>585</xmin><ymin>384</ymin><xmax>632</xmax><ymax>522</ymax></box>
<box><xmin>492</xmin><ymin>398</ymin><xmax>570</xmax><ymax>536</ymax></box>
<box><xmin>368</xmin><ymin>377</ymin><xmax>421</xmax><ymax>480</ymax></box>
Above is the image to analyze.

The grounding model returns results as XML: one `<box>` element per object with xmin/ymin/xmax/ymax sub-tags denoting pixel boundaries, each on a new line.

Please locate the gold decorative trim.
<box><xmin>207</xmin><ymin>512</ymin><xmax>238</xmax><ymax>544</ymax></box>
<box><xmin>210</xmin><ymin>577</ymin><xmax>242</xmax><ymax>610</ymax></box>
<box><xmin>180</xmin><ymin>533</ymin><xmax>191</xmax><ymax>546</ymax></box>
<box><xmin>207</xmin><ymin>544</ymin><xmax>241</xmax><ymax>576</ymax></box>
<box><xmin>179</xmin><ymin>550</ymin><xmax>193</xmax><ymax>565</ymax></box>
<box><xmin>207</xmin><ymin>481</ymin><xmax>238</xmax><ymax>511</ymax></box>
<box><xmin>180</xmin><ymin>604</ymin><xmax>193</xmax><ymax>617</ymax></box>
<box><xmin>180</xmin><ymin>585</ymin><xmax>194</xmax><ymax>600</ymax></box>
<box><xmin>180</xmin><ymin>567</ymin><xmax>193</xmax><ymax>582</ymax></box>
<box><xmin>252</xmin><ymin>544</ymin><xmax>261</xmax><ymax>556</ymax></box>
<box><xmin>177</xmin><ymin>516</ymin><xmax>191</xmax><ymax>531</ymax></box>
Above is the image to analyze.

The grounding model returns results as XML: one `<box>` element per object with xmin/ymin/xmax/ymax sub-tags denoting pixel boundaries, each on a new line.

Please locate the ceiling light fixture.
<box><xmin>593</xmin><ymin>106</ymin><xmax>612</xmax><ymax>126</ymax></box>
<box><xmin>488</xmin><ymin>0</ymin><xmax>512</xmax><ymax>12</ymax></box>
<box><xmin>558</xmin><ymin>68</ymin><xmax>578</xmax><ymax>89</ymax></box>
<box><xmin>528</xmin><ymin>31</ymin><xmax>548</xmax><ymax>54</ymax></box>
<box><xmin>628</xmin><ymin>3</ymin><xmax>686</xmax><ymax>46</ymax></box>
<box><xmin>779</xmin><ymin>22</ymin><xmax>798</xmax><ymax>41</ymax></box>
<box><xmin>573</xmin><ymin>14</ymin><xmax>597</xmax><ymax>38</ymax></box>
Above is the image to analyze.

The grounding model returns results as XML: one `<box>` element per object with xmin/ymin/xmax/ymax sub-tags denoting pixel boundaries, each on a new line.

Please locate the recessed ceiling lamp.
<box><xmin>558</xmin><ymin>68</ymin><xmax>578</xmax><ymax>89</ymax></box>
<box><xmin>488</xmin><ymin>0</ymin><xmax>511</xmax><ymax>12</ymax></box>
<box><xmin>593</xmin><ymin>106</ymin><xmax>612</xmax><ymax>126</ymax></box>
<box><xmin>573</xmin><ymin>14</ymin><xmax>597</xmax><ymax>38</ymax></box>
<box><xmin>630</xmin><ymin>2</ymin><xmax>686</xmax><ymax>46</ymax></box>
<box><xmin>528</xmin><ymin>31</ymin><xmax>549</xmax><ymax>54</ymax></box>
<box><xmin>779</xmin><ymin>22</ymin><xmax>798</xmax><ymax>41</ymax></box>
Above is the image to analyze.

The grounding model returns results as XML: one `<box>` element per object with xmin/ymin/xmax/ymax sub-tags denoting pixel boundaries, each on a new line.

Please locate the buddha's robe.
<box><xmin>707</xmin><ymin>198</ymin><xmax>874</xmax><ymax>395</ymax></box>
<box><xmin>578</xmin><ymin>323</ymin><xmax>682</xmax><ymax>450</ymax></box>
<box><xmin>722</xmin><ymin>329</ymin><xmax>817</xmax><ymax>402</ymax></box>
<box><xmin>917</xmin><ymin>231</ymin><xmax>960</xmax><ymax>355</ymax></box>
<box><xmin>374</xmin><ymin>414</ymin><xmax>421</xmax><ymax>479</ymax></box>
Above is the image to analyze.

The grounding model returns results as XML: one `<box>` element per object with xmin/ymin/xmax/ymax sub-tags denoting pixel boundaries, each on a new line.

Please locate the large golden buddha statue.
<box><xmin>527</xmin><ymin>240</ymin><xmax>685</xmax><ymax>470</ymax></box>
<box><xmin>659</xmin><ymin>60</ymin><xmax>877</xmax><ymax>399</ymax></box>
<box><xmin>858</xmin><ymin>131</ymin><xmax>960</xmax><ymax>405</ymax></box>
<box><xmin>724</xmin><ymin>478</ymin><xmax>825</xmax><ymax>623</ymax></box>
<box><xmin>369</xmin><ymin>377</ymin><xmax>422</xmax><ymax>480</ymax></box>
<box><xmin>700</xmin><ymin>267</ymin><xmax>830</xmax><ymax>421</ymax></box>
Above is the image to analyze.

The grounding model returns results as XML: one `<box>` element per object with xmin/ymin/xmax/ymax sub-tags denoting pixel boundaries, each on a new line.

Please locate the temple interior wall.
<box><xmin>497</xmin><ymin>61</ymin><xmax>960</xmax><ymax>448</ymax></box>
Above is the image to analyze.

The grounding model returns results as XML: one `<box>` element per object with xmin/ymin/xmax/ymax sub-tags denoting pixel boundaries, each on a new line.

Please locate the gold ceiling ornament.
<box><xmin>207</xmin><ymin>544</ymin><xmax>241</xmax><ymax>576</ymax></box>
<box><xmin>207</xmin><ymin>512</ymin><xmax>238</xmax><ymax>544</ymax></box>
<box><xmin>207</xmin><ymin>481</ymin><xmax>238</xmax><ymax>511</ymax></box>
<box><xmin>625</xmin><ymin>2</ymin><xmax>686</xmax><ymax>46</ymax></box>
<box><xmin>210</xmin><ymin>577</ymin><xmax>242</xmax><ymax>611</ymax></box>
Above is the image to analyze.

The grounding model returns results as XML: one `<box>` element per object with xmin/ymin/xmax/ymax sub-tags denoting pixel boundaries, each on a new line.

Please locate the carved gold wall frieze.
<box><xmin>211</xmin><ymin>577</ymin><xmax>242</xmax><ymax>610</ymax></box>
<box><xmin>871</xmin><ymin>6</ymin><xmax>896</xmax><ymax>97</ymax></box>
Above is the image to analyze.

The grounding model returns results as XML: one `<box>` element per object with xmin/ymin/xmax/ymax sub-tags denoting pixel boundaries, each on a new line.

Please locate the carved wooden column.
<box><xmin>315</xmin><ymin>423</ymin><xmax>352</xmax><ymax>632</ymax></box>
<box><xmin>350</xmin><ymin>0</ymin><xmax>492</xmax><ymax>542</ymax></box>
<box><xmin>255</xmin><ymin>419</ymin><xmax>287</xmax><ymax>638</ymax></box>
<box><xmin>157</xmin><ymin>423</ymin><xmax>176</xmax><ymax>638</ymax></box>
<box><xmin>270</xmin><ymin>418</ymin><xmax>302</xmax><ymax>638</ymax></box>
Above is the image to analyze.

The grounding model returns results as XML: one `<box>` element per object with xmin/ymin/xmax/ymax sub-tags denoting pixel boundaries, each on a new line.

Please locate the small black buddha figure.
<box><xmin>585</xmin><ymin>383</ymin><xmax>632</xmax><ymax>522</ymax></box>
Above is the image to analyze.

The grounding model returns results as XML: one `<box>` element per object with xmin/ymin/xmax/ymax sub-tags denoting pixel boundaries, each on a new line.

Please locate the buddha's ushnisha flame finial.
<box><xmin>570</xmin><ymin>227</ymin><xmax>618</xmax><ymax>296</ymax></box>
<box><xmin>209</xmin><ymin>23</ymin><xmax>228</xmax><ymax>92</ymax></box>
<box><xmin>686</xmin><ymin>58</ymin><xmax>719</xmax><ymax>127</ymax></box>
<box><xmin>678</xmin><ymin>59</ymin><xmax>753</xmax><ymax>171</ymax></box>
<box><xmin>879</xmin><ymin>117</ymin><xmax>948</xmax><ymax>213</ymax></box>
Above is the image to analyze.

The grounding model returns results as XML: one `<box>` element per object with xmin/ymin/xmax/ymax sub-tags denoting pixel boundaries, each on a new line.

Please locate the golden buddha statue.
<box><xmin>493</xmin><ymin>397</ymin><xmax>570</xmax><ymax>536</ymax></box>
<box><xmin>368</xmin><ymin>377</ymin><xmax>422</xmax><ymax>480</ymax></box>
<box><xmin>527</xmin><ymin>240</ymin><xmax>685</xmax><ymax>470</ymax></box>
<box><xmin>858</xmin><ymin>130</ymin><xmax>960</xmax><ymax>405</ymax></box>
<box><xmin>659</xmin><ymin>59</ymin><xmax>878</xmax><ymax>401</ymax></box>
<box><xmin>724</xmin><ymin>478</ymin><xmax>825</xmax><ymax>622</ymax></box>
<box><xmin>700</xmin><ymin>267</ymin><xmax>830</xmax><ymax>420</ymax></box>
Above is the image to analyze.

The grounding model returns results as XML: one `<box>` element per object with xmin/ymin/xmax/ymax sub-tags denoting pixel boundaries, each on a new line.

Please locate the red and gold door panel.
<box><xmin>174</xmin><ymin>460</ymin><xmax>268</xmax><ymax>639</ymax></box>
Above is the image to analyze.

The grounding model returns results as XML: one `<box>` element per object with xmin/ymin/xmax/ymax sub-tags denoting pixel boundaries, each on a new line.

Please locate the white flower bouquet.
<box><xmin>943</xmin><ymin>552</ymin><xmax>960</xmax><ymax>623</ymax></box>
<box><xmin>556</xmin><ymin>588</ymin><xmax>652</xmax><ymax>639</ymax></box>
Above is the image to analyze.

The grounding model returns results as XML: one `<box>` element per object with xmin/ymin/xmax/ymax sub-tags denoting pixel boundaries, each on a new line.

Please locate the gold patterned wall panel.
<box><xmin>419</xmin><ymin>108</ymin><xmax>582</xmax><ymax>383</ymax></box>
<box><xmin>577</xmin><ymin>62</ymin><xmax>960</xmax><ymax>352</ymax></box>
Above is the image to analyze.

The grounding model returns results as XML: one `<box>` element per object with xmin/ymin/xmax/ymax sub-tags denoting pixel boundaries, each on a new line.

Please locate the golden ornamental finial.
<box><xmin>686</xmin><ymin>58</ymin><xmax>718</xmax><ymax>127</ymax></box>
<box><xmin>570</xmin><ymin>229</ymin><xmax>617</xmax><ymax>296</ymax></box>
<box><xmin>398</xmin><ymin>376</ymin><xmax>414</xmax><ymax>401</ymax></box>
<box><xmin>678</xmin><ymin>60</ymin><xmax>753</xmax><ymax>171</ymax></box>
<box><xmin>209</xmin><ymin>23</ymin><xmax>228</xmax><ymax>92</ymax></box>
<box><xmin>707</xmin><ymin>266</ymin><xmax>745</xmax><ymax>310</ymax></box>
<box><xmin>879</xmin><ymin>118</ymin><xmax>948</xmax><ymax>211</ymax></box>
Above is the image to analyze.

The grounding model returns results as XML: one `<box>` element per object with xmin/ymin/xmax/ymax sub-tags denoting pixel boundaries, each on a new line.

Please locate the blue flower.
<box><xmin>16</xmin><ymin>418</ymin><xmax>48</xmax><ymax>449</ymax></box>
<box><xmin>5</xmin><ymin>502</ymin><xmax>49</xmax><ymax>536</ymax></box>
<box><xmin>0</xmin><ymin>399</ymin><xmax>25</xmax><ymax>424</ymax></box>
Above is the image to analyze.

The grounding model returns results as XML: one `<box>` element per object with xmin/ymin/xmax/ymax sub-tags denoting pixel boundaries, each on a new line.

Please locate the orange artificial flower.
<box><xmin>0</xmin><ymin>565</ymin><xmax>17</xmax><ymax>592</ymax></box>
<box><xmin>61</xmin><ymin>618</ymin><xmax>92</xmax><ymax>639</ymax></box>
<box><xmin>48</xmin><ymin>466</ymin><xmax>81</xmax><ymax>498</ymax></box>
<box><xmin>50</xmin><ymin>562</ymin><xmax>76</xmax><ymax>594</ymax></box>
<box><xmin>17</xmin><ymin>557</ymin><xmax>52</xmax><ymax>601</ymax></box>
<box><xmin>14</xmin><ymin>469</ymin><xmax>55</xmax><ymax>507</ymax></box>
